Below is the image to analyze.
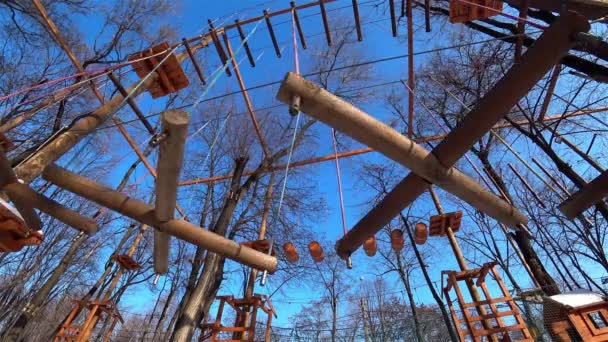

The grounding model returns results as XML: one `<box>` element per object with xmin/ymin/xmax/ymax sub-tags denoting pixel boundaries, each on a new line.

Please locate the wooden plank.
<box><xmin>464</xmin><ymin>296</ymin><xmax>511</xmax><ymax>307</ymax></box>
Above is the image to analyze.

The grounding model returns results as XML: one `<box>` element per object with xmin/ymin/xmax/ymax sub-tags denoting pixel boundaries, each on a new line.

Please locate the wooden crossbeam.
<box><xmin>154</xmin><ymin>110</ymin><xmax>189</xmax><ymax>274</ymax></box>
<box><xmin>277</xmin><ymin>72</ymin><xmax>527</xmax><ymax>257</ymax></box>
<box><xmin>42</xmin><ymin>164</ymin><xmax>277</xmax><ymax>272</ymax></box>
<box><xmin>560</xmin><ymin>169</ymin><xmax>608</xmax><ymax>219</ymax></box>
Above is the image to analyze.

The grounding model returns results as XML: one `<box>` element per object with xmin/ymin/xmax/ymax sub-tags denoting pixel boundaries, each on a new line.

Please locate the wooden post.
<box><xmin>42</xmin><ymin>164</ymin><xmax>278</xmax><ymax>272</ymax></box>
<box><xmin>154</xmin><ymin>110</ymin><xmax>189</xmax><ymax>274</ymax></box>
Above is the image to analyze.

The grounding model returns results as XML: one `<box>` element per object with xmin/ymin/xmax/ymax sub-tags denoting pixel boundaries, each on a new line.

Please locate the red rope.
<box><xmin>332</xmin><ymin>129</ymin><xmax>348</xmax><ymax>236</ymax></box>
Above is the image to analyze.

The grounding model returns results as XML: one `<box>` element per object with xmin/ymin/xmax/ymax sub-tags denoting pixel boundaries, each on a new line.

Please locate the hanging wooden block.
<box><xmin>390</xmin><ymin>229</ymin><xmax>404</xmax><ymax>252</ymax></box>
<box><xmin>0</xmin><ymin>132</ymin><xmax>14</xmax><ymax>152</ymax></box>
<box><xmin>282</xmin><ymin>242</ymin><xmax>299</xmax><ymax>263</ymax></box>
<box><xmin>362</xmin><ymin>235</ymin><xmax>377</xmax><ymax>257</ymax></box>
<box><xmin>414</xmin><ymin>222</ymin><xmax>428</xmax><ymax>245</ymax></box>
<box><xmin>111</xmin><ymin>254</ymin><xmax>142</xmax><ymax>271</ymax></box>
<box><xmin>128</xmin><ymin>42</ymin><xmax>190</xmax><ymax>99</ymax></box>
<box><xmin>449</xmin><ymin>0</ymin><xmax>503</xmax><ymax>23</ymax></box>
<box><xmin>429</xmin><ymin>211</ymin><xmax>462</xmax><ymax>237</ymax></box>
<box><xmin>241</xmin><ymin>239</ymin><xmax>276</xmax><ymax>256</ymax></box>
<box><xmin>308</xmin><ymin>241</ymin><xmax>324</xmax><ymax>262</ymax></box>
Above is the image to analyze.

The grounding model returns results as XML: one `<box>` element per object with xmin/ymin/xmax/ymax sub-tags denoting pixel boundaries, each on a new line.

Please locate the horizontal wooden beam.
<box><xmin>5</xmin><ymin>183</ymin><xmax>97</xmax><ymax>234</ymax></box>
<box><xmin>560</xmin><ymin>170</ymin><xmax>608</xmax><ymax>219</ymax></box>
<box><xmin>42</xmin><ymin>165</ymin><xmax>277</xmax><ymax>272</ymax></box>
<box><xmin>277</xmin><ymin>72</ymin><xmax>527</xmax><ymax>225</ymax></box>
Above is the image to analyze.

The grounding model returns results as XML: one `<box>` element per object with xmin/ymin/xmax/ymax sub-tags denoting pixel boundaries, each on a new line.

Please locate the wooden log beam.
<box><xmin>504</xmin><ymin>0</ymin><xmax>608</xmax><ymax>19</ymax></box>
<box><xmin>0</xmin><ymin>150</ymin><xmax>95</xmax><ymax>233</ymax></box>
<box><xmin>42</xmin><ymin>165</ymin><xmax>277</xmax><ymax>272</ymax></box>
<box><xmin>154</xmin><ymin>110</ymin><xmax>189</xmax><ymax>274</ymax></box>
<box><xmin>560</xmin><ymin>170</ymin><xmax>608</xmax><ymax>219</ymax></box>
<box><xmin>13</xmin><ymin>74</ymin><xmax>158</xmax><ymax>184</ymax></box>
<box><xmin>5</xmin><ymin>183</ymin><xmax>97</xmax><ymax>234</ymax></box>
<box><xmin>277</xmin><ymin>71</ymin><xmax>527</xmax><ymax>227</ymax></box>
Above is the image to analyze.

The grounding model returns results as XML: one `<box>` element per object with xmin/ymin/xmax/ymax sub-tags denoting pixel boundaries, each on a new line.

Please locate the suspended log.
<box><xmin>42</xmin><ymin>164</ymin><xmax>277</xmax><ymax>272</ymax></box>
<box><xmin>414</xmin><ymin>222</ymin><xmax>428</xmax><ymax>245</ymax></box>
<box><xmin>391</xmin><ymin>229</ymin><xmax>405</xmax><ymax>252</ymax></box>
<box><xmin>308</xmin><ymin>241</ymin><xmax>324</xmax><ymax>262</ymax></box>
<box><xmin>362</xmin><ymin>235</ymin><xmax>377</xmax><ymax>256</ymax></box>
<box><xmin>282</xmin><ymin>242</ymin><xmax>299</xmax><ymax>263</ymax></box>
<box><xmin>154</xmin><ymin>109</ymin><xmax>189</xmax><ymax>274</ymax></box>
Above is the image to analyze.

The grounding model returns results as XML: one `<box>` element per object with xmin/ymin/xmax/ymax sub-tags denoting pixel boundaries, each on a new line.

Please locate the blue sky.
<box><xmin>61</xmin><ymin>0</ymin><xmax>608</xmax><ymax>331</ymax></box>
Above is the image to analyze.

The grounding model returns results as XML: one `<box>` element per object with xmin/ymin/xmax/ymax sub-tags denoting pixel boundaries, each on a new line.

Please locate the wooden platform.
<box><xmin>449</xmin><ymin>0</ymin><xmax>503</xmax><ymax>23</ymax></box>
<box><xmin>128</xmin><ymin>42</ymin><xmax>190</xmax><ymax>99</ymax></box>
<box><xmin>111</xmin><ymin>254</ymin><xmax>142</xmax><ymax>271</ymax></box>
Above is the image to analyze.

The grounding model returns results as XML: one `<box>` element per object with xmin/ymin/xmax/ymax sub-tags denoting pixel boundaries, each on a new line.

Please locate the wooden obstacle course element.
<box><xmin>449</xmin><ymin>0</ymin><xmax>503</xmax><ymax>23</ymax></box>
<box><xmin>290</xmin><ymin>1</ymin><xmax>308</xmax><ymax>49</ymax></box>
<box><xmin>414</xmin><ymin>222</ymin><xmax>428</xmax><ymax>245</ymax></box>
<box><xmin>559</xmin><ymin>169</ymin><xmax>608</xmax><ymax>219</ymax></box>
<box><xmin>242</xmin><ymin>239</ymin><xmax>277</xmax><ymax>257</ymax></box>
<box><xmin>107</xmin><ymin>72</ymin><xmax>155</xmax><ymax>135</ymax></box>
<box><xmin>54</xmin><ymin>300</ymin><xmax>123</xmax><ymax>342</ymax></box>
<box><xmin>111</xmin><ymin>254</ymin><xmax>142</xmax><ymax>271</ymax></box>
<box><xmin>391</xmin><ymin>229</ymin><xmax>404</xmax><ymax>252</ymax></box>
<box><xmin>308</xmin><ymin>241</ymin><xmax>324</xmax><ymax>262</ymax></box>
<box><xmin>282</xmin><ymin>242</ymin><xmax>299</xmax><ymax>263</ymax></box>
<box><xmin>277</xmin><ymin>71</ymin><xmax>527</xmax><ymax>256</ymax></box>
<box><xmin>544</xmin><ymin>290</ymin><xmax>608</xmax><ymax>341</ymax></box>
<box><xmin>278</xmin><ymin>12</ymin><xmax>590</xmax><ymax>259</ymax></box>
<box><xmin>182</xmin><ymin>38</ymin><xmax>207</xmax><ymax>85</ymax></box>
<box><xmin>429</xmin><ymin>211</ymin><xmax>462</xmax><ymax>237</ymax></box>
<box><xmin>363</xmin><ymin>235</ymin><xmax>377</xmax><ymax>256</ymax></box>
<box><xmin>128</xmin><ymin>42</ymin><xmax>190</xmax><ymax>99</ymax></box>
<box><xmin>42</xmin><ymin>164</ymin><xmax>278</xmax><ymax>272</ymax></box>
<box><xmin>443</xmin><ymin>262</ymin><xmax>533</xmax><ymax>341</ymax></box>
<box><xmin>154</xmin><ymin>109</ymin><xmax>189</xmax><ymax>274</ymax></box>
<box><xmin>0</xmin><ymin>148</ymin><xmax>95</xmax><ymax>252</ymax></box>
<box><xmin>200</xmin><ymin>294</ymin><xmax>276</xmax><ymax>342</ymax></box>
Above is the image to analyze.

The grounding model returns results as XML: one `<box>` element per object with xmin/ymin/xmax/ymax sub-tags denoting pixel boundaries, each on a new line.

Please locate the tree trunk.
<box><xmin>476</xmin><ymin>147</ymin><xmax>560</xmax><ymax>295</ymax></box>
<box><xmin>400</xmin><ymin>214</ymin><xmax>459</xmax><ymax>342</ymax></box>
<box><xmin>396</xmin><ymin>253</ymin><xmax>424</xmax><ymax>342</ymax></box>
<box><xmin>170</xmin><ymin>157</ymin><xmax>249</xmax><ymax>342</ymax></box>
